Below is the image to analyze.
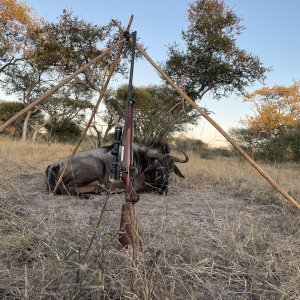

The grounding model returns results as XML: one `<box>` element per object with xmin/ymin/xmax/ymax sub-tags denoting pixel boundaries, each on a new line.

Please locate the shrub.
<box><xmin>258</xmin><ymin>125</ymin><xmax>300</xmax><ymax>162</ymax></box>
<box><xmin>45</xmin><ymin>119</ymin><xmax>82</xmax><ymax>143</ymax></box>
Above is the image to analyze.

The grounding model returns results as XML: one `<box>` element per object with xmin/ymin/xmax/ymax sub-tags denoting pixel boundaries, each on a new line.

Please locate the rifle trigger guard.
<box><xmin>119</xmin><ymin>166</ymin><xmax>128</xmax><ymax>174</ymax></box>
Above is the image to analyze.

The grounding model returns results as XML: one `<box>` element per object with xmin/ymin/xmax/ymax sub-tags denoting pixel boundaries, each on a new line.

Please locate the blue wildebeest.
<box><xmin>45</xmin><ymin>141</ymin><xmax>189</xmax><ymax>196</ymax></box>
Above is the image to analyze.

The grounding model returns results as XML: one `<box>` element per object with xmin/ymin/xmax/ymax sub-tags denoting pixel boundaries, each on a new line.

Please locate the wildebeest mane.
<box><xmin>143</xmin><ymin>140</ymin><xmax>170</xmax><ymax>155</ymax></box>
<box><xmin>134</xmin><ymin>139</ymin><xmax>171</xmax><ymax>155</ymax></box>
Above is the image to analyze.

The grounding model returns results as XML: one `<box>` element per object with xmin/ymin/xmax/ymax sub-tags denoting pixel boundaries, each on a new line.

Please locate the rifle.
<box><xmin>110</xmin><ymin>31</ymin><xmax>140</xmax><ymax>250</ymax></box>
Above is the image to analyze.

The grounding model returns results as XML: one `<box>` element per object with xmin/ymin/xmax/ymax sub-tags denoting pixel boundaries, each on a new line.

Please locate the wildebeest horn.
<box><xmin>169</xmin><ymin>150</ymin><xmax>189</xmax><ymax>163</ymax></box>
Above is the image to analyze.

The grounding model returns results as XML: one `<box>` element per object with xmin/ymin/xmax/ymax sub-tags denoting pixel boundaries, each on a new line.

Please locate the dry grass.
<box><xmin>0</xmin><ymin>136</ymin><xmax>299</xmax><ymax>299</ymax></box>
<box><xmin>174</xmin><ymin>151</ymin><xmax>300</xmax><ymax>206</ymax></box>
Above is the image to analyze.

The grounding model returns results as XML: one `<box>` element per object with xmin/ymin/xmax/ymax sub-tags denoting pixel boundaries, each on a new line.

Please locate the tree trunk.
<box><xmin>22</xmin><ymin>110</ymin><xmax>32</xmax><ymax>141</ymax></box>
<box><xmin>96</xmin><ymin>128</ymin><xmax>103</xmax><ymax>147</ymax></box>
<box><xmin>103</xmin><ymin>119</ymin><xmax>114</xmax><ymax>145</ymax></box>
<box><xmin>32</xmin><ymin>129</ymin><xmax>39</xmax><ymax>143</ymax></box>
<box><xmin>46</xmin><ymin>128</ymin><xmax>52</xmax><ymax>143</ymax></box>
<box><xmin>32</xmin><ymin>115</ymin><xmax>58</xmax><ymax>143</ymax></box>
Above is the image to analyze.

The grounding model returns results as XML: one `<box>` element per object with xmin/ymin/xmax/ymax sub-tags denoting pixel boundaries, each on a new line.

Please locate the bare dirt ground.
<box><xmin>0</xmin><ymin>139</ymin><xmax>299</xmax><ymax>299</ymax></box>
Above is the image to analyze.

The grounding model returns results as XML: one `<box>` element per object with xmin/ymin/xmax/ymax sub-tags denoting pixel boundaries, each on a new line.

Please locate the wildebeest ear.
<box><xmin>173</xmin><ymin>165</ymin><xmax>185</xmax><ymax>178</ymax></box>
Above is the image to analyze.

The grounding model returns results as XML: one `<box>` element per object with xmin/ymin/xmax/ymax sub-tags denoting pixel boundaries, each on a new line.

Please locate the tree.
<box><xmin>231</xmin><ymin>82</ymin><xmax>300</xmax><ymax>161</ymax></box>
<box><xmin>105</xmin><ymin>85</ymin><xmax>199</xmax><ymax>142</ymax></box>
<box><xmin>0</xmin><ymin>100</ymin><xmax>24</xmax><ymax>135</ymax></box>
<box><xmin>32</xmin><ymin>95</ymin><xmax>93</xmax><ymax>143</ymax></box>
<box><xmin>27</xmin><ymin>10</ymin><xmax>132</xmax><ymax>85</ymax></box>
<box><xmin>3</xmin><ymin>60</ymin><xmax>54</xmax><ymax>139</ymax></box>
<box><xmin>27</xmin><ymin>10</ymin><xmax>109</xmax><ymax>75</ymax></box>
<box><xmin>258</xmin><ymin>125</ymin><xmax>300</xmax><ymax>162</ymax></box>
<box><xmin>0</xmin><ymin>99</ymin><xmax>42</xmax><ymax>136</ymax></box>
<box><xmin>0</xmin><ymin>0</ymin><xmax>33</xmax><ymax>24</ymax></box>
<box><xmin>0</xmin><ymin>2</ymin><xmax>49</xmax><ymax>139</ymax></box>
<box><xmin>0</xmin><ymin>0</ymin><xmax>36</xmax><ymax>75</ymax></box>
<box><xmin>44</xmin><ymin>118</ymin><xmax>82</xmax><ymax>143</ymax></box>
<box><xmin>243</xmin><ymin>81</ymin><xmax>300</xmax><ymax>138</ymax></box>
<box><xmin>229</xmin><ymin>127</ymin><xmax>263</xmax><ymax>158</ymax></box>
<box><xmin>164</xmin><ymin>0</ymin><xmax>267</xmax><ymax>102</ymax></box>
<box><xmin>1</xmin><ymin>10</ymin><xmax>119</xmax><ymax>140</ymax></box>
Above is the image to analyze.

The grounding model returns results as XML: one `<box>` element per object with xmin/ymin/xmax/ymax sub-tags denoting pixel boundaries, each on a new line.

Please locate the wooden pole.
<box><xmin>53</xmin><ymin>16</ymin><xmax>134</xmax><ymax>194</ymax></box>
<box><xmin>0</xmin><ymin>38</ymin><xmax>126</xmax><ymax>132</ymax></box>
<box><xmin>137</xmin><ymin>45</ymin><xmax>300</xmax><ymax>210</ymax></box>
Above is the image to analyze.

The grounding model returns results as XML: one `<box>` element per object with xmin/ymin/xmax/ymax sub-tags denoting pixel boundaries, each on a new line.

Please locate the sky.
<box><xmin>6</xmin><ymin>0</ymin><xmax>300</xmax><ymax>145</ymax></box>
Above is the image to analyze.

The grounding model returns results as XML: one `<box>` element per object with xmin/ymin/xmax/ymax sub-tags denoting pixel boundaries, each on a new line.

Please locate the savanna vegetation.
<box><xmin>230</xmin><ymin>81</ymin><xmax>300</xmax><ymax>162</ymax></box>
<box><xmin>1</xmin><ymin>0</ymin><xmax>300</xmax><ymax>299</ymax></box>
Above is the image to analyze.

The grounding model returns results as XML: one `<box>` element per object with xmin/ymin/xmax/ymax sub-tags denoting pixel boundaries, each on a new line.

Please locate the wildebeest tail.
<box><xmin>45</xmin><ymin>163</ymin><xmax>61</xmax><ymax>193</ymax></box>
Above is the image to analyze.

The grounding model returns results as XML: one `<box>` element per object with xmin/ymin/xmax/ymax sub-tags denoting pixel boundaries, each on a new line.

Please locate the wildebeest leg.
<box><xmin>74</xmin><ymin>180</ymin><xmax>107</xmax><ymax>194</ymax></box>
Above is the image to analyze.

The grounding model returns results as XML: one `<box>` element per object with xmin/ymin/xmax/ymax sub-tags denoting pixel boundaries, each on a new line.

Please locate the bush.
<box><xmin>45</xmin><ymin>119</ymin><xmax>82</xmax><ymax>143</ymax></box>
<box><xmin>0</xmin><ymin>101</ymin><xmax>25</xmax><ymax>136</ymax></box>
<box><xmin>175</xmin><ymin>138</ymin><xmax>234</xmax><ymax>159</ymax></box>
<box><xmin>258</xmin><ymin>125</ymin><xmax>300</xmax><ymax>162</ymax></box>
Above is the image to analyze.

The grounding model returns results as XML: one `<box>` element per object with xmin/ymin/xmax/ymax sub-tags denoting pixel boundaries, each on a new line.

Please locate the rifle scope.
<box><xmin>110</xmin><ymin>126</ymin><xmax>123</xmax><ymax>182</ymax></box>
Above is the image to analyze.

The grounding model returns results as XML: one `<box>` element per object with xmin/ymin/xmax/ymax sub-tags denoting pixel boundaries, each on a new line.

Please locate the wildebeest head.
<box><xmin>134</xmin><ymin>142</ymin><xmax>189</xmax><ymax>194</ymax></box>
